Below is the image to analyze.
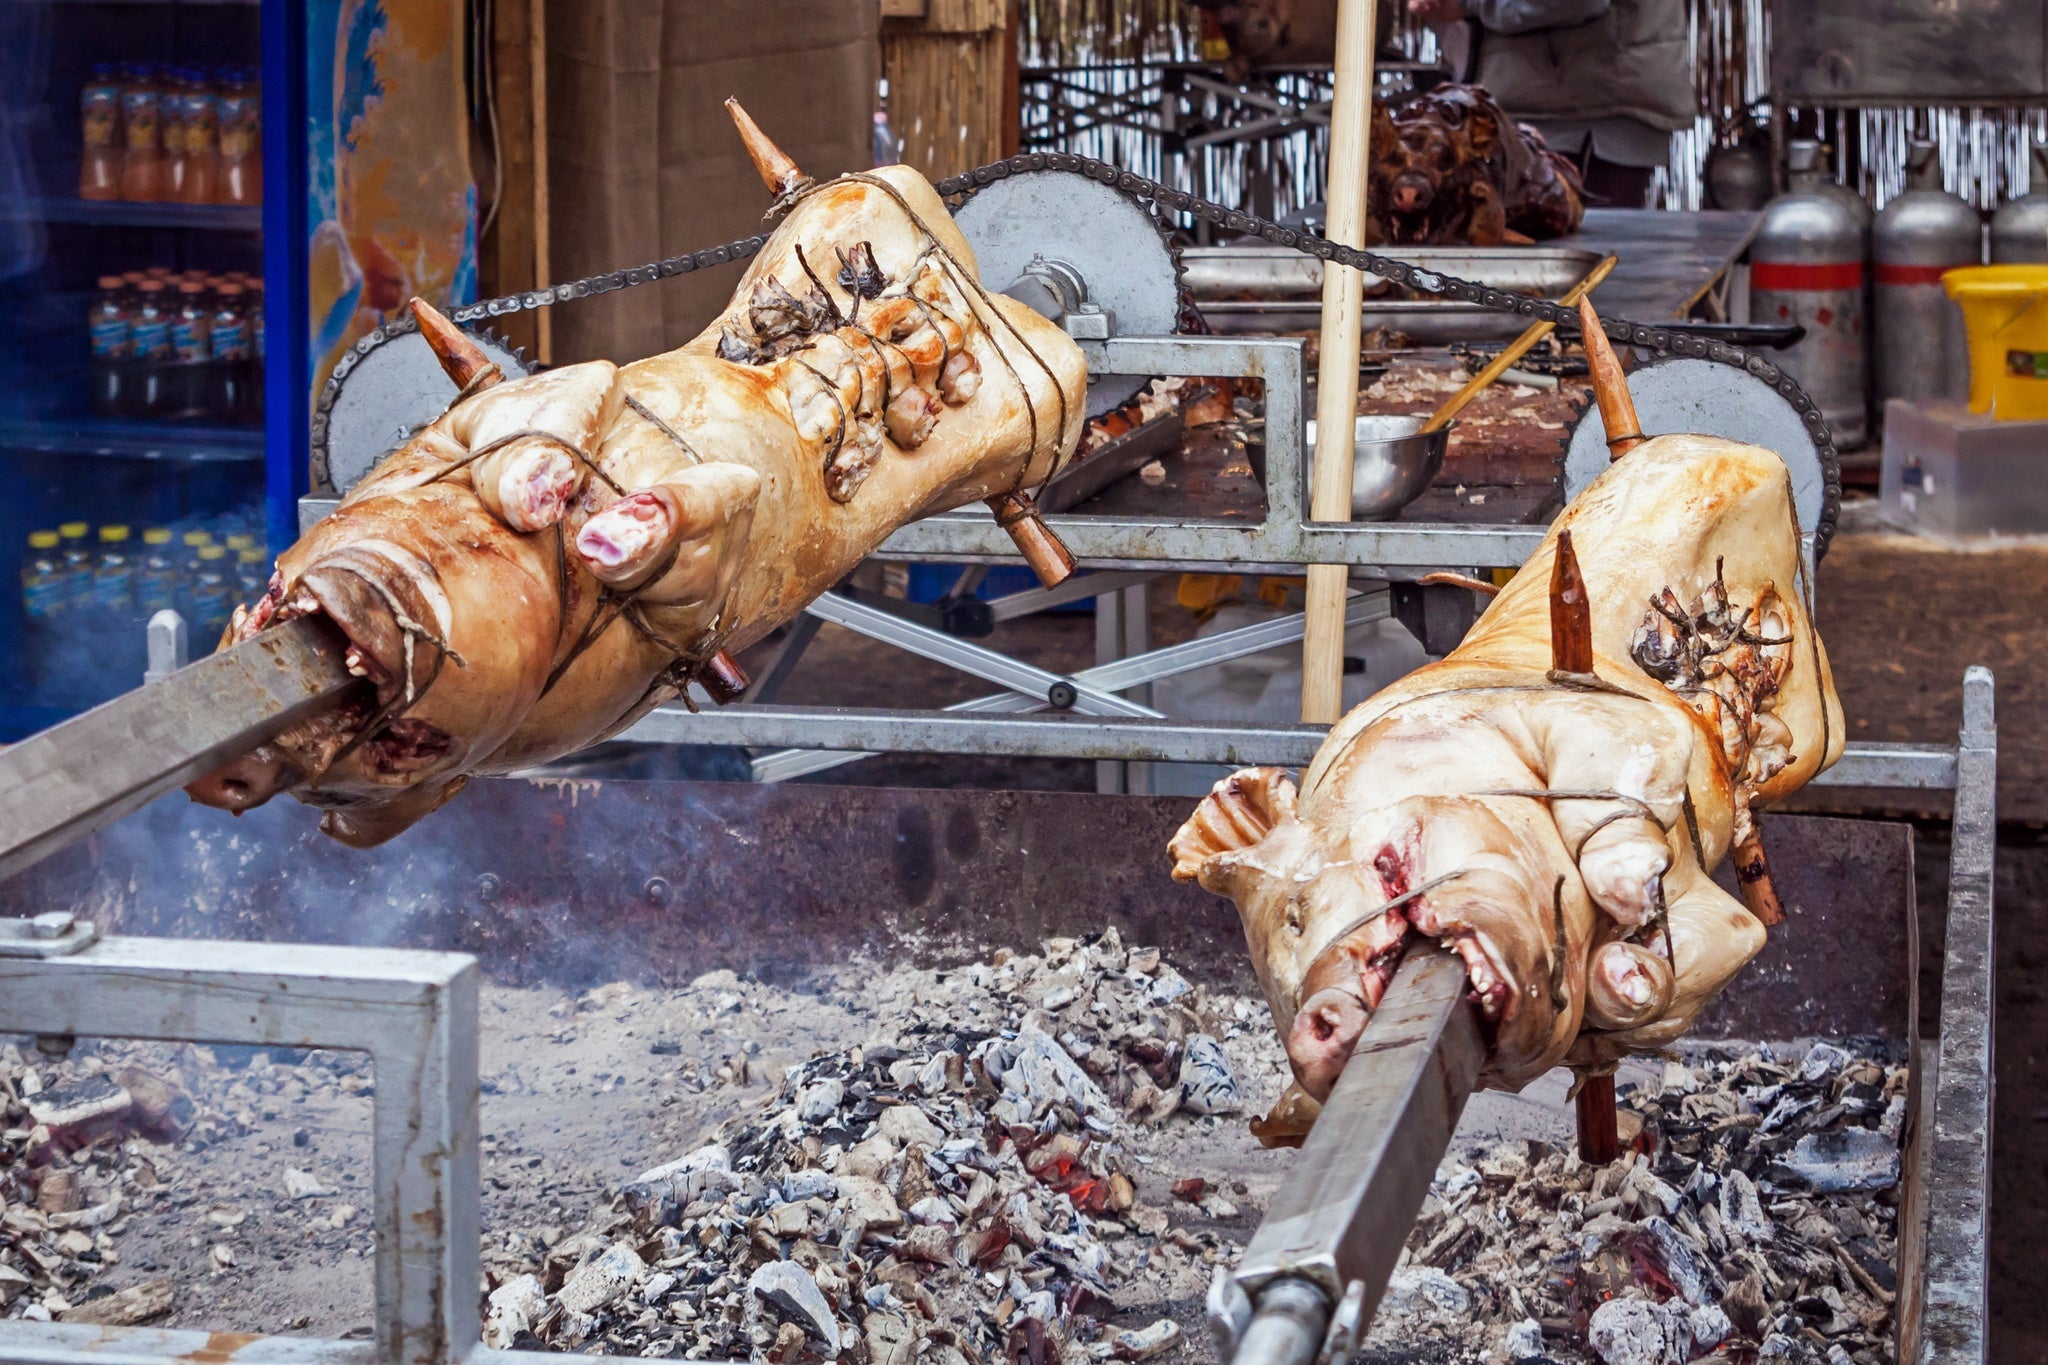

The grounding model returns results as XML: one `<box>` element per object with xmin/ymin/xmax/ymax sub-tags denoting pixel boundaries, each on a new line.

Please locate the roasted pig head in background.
<box><xmin>1370</xmin><ymin>85</ymin><xmax>1586</xmax><ymax>245</ymax></box>
<box><xmin>188</xmin><ymin>105</ymin><xmax>1086</xmax><ymax>847</ymax></box>
<box><xmin>1171</xmin><ymin>433</ymin><xmax>1842</xmax><ymax>1142</ymax></box>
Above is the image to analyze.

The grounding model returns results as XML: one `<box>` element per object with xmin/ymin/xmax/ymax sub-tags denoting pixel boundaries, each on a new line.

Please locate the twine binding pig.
<box><xmin>1170</xmin><ymin>298</ymin><xmax>1842</xmax><ymax>1146</ymax></box>
<box><xmin>188</xmin><ymin>103</ymin><xmax>1087</xmax><ymax>847</ymax></box>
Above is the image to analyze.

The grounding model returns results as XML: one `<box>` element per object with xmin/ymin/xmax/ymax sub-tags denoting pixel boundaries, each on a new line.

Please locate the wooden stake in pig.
<box><xmin>724</xmin><ymin>99</ymin><xmax>1075</xmax><ymax>589</ymax></box>
<box><xmin>1548</xmin><ymin>525</ymin><xmax>1620</xmax><ymax>1164</ymax></box>
<box><xmin>405</xmin><ymin>297</ymin><xmax>756</xmax><ymax>704</ymax></box>
<box><xmin>1300</xmin><ymin>0</ymin><xmax>1381</xmax><ymax>724</ymax></box>
<box><xmin>1576</xmin><ymin>296</ymin><xmax>1786</xmax><ymax>927</ymax></box>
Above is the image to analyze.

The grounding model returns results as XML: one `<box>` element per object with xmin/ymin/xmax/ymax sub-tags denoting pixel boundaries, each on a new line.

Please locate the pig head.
<box><xmin>1370</xmin><ymin>85</ymin><xmax>1585</xmax><ymax>245</ymax></box>
<box><xmin>1171</xmin><ymin>434</ymin><xmax>1842</xmax><ymax>1138</ymax></box>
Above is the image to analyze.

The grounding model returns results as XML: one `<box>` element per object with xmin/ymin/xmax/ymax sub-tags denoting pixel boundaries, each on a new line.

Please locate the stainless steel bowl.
<box><xmin>1304</xmin><ymin>413</ymin><xmax>1449</xmax><ymax>520</ymax></box>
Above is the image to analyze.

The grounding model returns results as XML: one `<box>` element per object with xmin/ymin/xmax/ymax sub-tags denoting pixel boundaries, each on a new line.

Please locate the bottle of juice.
<box><xmin>117</xmin><ymin>64</ymin><xmax>162</xmax><ymax>202</ymax></box>
<box><xmin>171</xmin><ymin>281</ymin><xmax>213</xmax><ymax>419</ymax></box>
<box><xmin>89</xmin><ymin>276</ymin><xmax>130</xmax><ymax>416</ymax></box>
<box><xmin>21</xmin><ymin>531</ymin><xmax>63</xmax><ymax>703</ymax></box>
<box><xmin>94</xmin><ymin>525</ymin><xmax>135</xmax><ymax>619</ymax></box>
<box><xmin>216</xmin><ymin>70</ymin><xmax>260</xmax><ymax>206</ymax></box>
<box><xmin>136</xmin><ymin>527</ymin><xmax>178</xmax><ymax>619</ymax></box>
<box><xmin>210</xmin><ymin>282</ymin><xmax>250</xmax><ymax>419</ymax></box>
<box><xmin>190</xmin><ymin>545</ymin><xmax>233</xmax><ymax>642</ymax></box>
<box><xmin>57</xmin><ymin>522</ymin><xmax>93</xmax><ymax>603</ymax></box>
<box><xmin>130</xmin><ymin>280</ymin><xmax>172</xmax><ymax>417</ymax></box>
<box><xmin>79</xmin><ymin>64</ymin><xmax>123</xmax><ymax>200</ymax></box>
<box><xmin>159</xmin><ymin>69</ymin><xmax>190</xmax><ymax>203</ymax></box>
<box><xmin>235</xmin><ymin>547</ymin><xmax>267</xmax><ymax>600</ymax></box>
<box><xmin>179</xmin><ymin>70</ymin><xmax>219</xmax><ymax>205</ymax></box>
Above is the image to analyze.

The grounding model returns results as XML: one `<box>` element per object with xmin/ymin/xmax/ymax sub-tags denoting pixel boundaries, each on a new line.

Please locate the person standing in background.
<box><xmin>1407</xmin><ymin>0</ymin><xmax>1695</xmax><ymax>208</ymax></box>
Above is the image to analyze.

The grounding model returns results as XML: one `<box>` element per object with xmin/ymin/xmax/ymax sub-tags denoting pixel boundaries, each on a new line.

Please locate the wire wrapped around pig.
<box><xmin>1170</xmin><ymin>431</ymin><xmax>1843</xmax><ymax>1145</ymax></box>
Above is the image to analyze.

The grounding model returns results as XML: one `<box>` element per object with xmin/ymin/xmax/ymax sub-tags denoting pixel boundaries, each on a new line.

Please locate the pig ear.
<box><xmin>1168</xmin><ymin>767</ymin><xmax>1299</xmax><ymax>883</ymax></box>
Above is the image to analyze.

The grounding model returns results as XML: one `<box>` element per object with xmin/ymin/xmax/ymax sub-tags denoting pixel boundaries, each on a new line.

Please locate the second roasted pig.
<box><xmin>1171</xmin><ymin>432</ymin><xmax>1841</xmax><ymax>1137</ymax></box>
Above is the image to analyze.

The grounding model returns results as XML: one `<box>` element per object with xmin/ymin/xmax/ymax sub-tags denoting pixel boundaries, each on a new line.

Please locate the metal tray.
<box><xmin>1183</xmin><ymin>244</ymin><xmax>1606</xmax><ymax>342</ymax></box>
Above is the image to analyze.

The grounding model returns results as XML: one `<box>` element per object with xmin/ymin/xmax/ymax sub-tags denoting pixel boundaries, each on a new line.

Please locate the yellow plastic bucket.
<box><xmin>1944</xmin><ymin>264</ymin><xmax>2048</xmax><ymax>419</ymax></box>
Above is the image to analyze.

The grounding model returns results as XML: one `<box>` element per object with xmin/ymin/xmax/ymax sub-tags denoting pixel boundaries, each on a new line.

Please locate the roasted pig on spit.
<box><xmin>1170</xmin><ymin>303</ymin><xmax>1842</xmax><ymax>1143</ymax></box>
<box><xmin>188</xmin><ymin>104</ymin><xmax>1086</xmax><ymax>846</ymax></box>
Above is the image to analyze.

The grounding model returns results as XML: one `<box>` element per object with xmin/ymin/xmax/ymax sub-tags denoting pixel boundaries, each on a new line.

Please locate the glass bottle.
<box><xmin>79</xmin><ymin>63</ymin><xmax>123</xmax><ymax>200</ymax></box>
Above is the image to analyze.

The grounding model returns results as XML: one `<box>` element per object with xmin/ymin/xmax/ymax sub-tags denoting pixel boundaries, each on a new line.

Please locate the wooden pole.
<box><xmin>1301</xmin><ymin>0</ymin><xmax>1380</xmax><ymax>724</ymax></box>
<box><xmin>529</xmin><ymin>0</ymin><xmax>552</xmax><ymax>366</ymax></box>
<box><xmin>1419</xmin><ymin>255</ymin><xmax>1617</xmax><ymax>435</ymax></box>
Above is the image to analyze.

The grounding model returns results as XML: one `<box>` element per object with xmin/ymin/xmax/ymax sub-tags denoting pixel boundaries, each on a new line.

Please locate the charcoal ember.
<box><xmin>556</xmin><ymin>1240</ymin><xmax>644</xmax><ymax>1315</ymax></box>
<box><xmin>1103</xmin><ymin>1318</ymin><xmax>1179</xmax><ymax>1360</ymax></box>
<box><xmin>484</xmin><ymin>1273</ymin><xmax>548</xmax><ymax>1348</ymax></box>
<box><xmin>1503</xmin><ymin>1317</ymin><xmax>1546</xmax><ymax>1360</ymax></box>
<box><xmin>866</xmin><ymin>1309</ymin><xmax>921</xmax><ymax>1365</ymax></box>
<box><xmin>1611</xmin><ymin>1216</ymin><xmax>1725</xmax><ymax>1305</ymax></box>
<box><xmin>749</xmin><ymin>1260</ymin><xmax>842</xmax><ymax>1356</ymax></box>
<box><xmin>622</xmin><ymin>1143</ymin><xmax>737</xmax><ymax>1227</ymax></box>
<box><xmin>27</xmin><ymin>1075</ymin><xmax>132</xmax><ymax>1148</ymax></box>
<box><xmin>1767</xmin><ymin>1128</ymin><xmax>1900</xmax><ymax>1194</ymax></box>
<box><xmin>112</xmin><ymin>1066</ymin><xmax>193</xmax><ymax>1140</ymax></box>
<box><xmin>1586</xmin><ymin>1296</ymin><xmax>1686</xmax><ymax>1365</ymax></box>
<box><xmin>1177</xmin><ymin>1035</ymin><xmax>1240</xmax><ymax>1116</ymax></box>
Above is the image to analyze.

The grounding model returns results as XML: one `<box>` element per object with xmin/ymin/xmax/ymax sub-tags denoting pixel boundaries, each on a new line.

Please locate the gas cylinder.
<box><xmin>1751</xmin><ymin>139</ymin><xmax>1871</xmax><ymax>448</ymax></box>
<box><xmin>1873</xmin><ymin>140</ymin><xmax>1981</xmax><ymax>407</ymax></box>
<box><xmin>1704</xmin><ymin>140</ymin><xmax>1772</xmax><ymax>211</ymax></box>
<box><xmin>1991</xmin><ymin>141</ymin><xmax>2048</xmax><ymax>263</ymax></box>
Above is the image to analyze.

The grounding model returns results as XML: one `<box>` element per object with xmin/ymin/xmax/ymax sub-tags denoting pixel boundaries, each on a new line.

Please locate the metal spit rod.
<box><xmin>0</xmin><ymin>617</ymin><xmax>358</xmax><ymax>883</ymax></box>
<box><xmin>1223</xmin><ymin>943</ymin><xmax>1484</xmax><ymax>1365</ymax></box>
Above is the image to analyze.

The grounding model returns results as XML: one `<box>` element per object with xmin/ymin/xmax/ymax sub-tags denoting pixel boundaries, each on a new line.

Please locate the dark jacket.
<box><xmin>1470</xmin><ymin>0</ymin><xmax>1697</xmax><ymax>133</ymax></box>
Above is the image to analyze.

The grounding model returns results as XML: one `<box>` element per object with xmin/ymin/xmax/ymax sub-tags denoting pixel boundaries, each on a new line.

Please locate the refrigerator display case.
<box><xmin>0</xmin><ymin>0</ymin><xmax>473</xmax><ymax>739</ymax></box>
<box><xmin>0</xmin><ymin>0</ymin><xmax>265</xmax><ymax>735</ymax></box>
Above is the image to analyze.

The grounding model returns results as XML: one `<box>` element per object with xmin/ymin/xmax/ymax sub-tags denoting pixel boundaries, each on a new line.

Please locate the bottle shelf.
<box><xmin>0</xmin><ymin>416</ymin><xmax>263</xmax><ymax>462</ymax></box>
<box><xmin>8</xmin><ymin>196</ymin><xmax>261</xmax><ymax>232</ymax></box>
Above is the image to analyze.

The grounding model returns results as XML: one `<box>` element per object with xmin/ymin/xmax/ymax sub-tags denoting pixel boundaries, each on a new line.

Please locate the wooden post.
<box><xmin>1301</xmin><ymin>0</ymin><xmax>1379</xmax><ymax>724</ymax></box>
<box><xmin>529</xmin><ymin>0</ymin><xmax>552</xmax><ymax>365</ymax></box>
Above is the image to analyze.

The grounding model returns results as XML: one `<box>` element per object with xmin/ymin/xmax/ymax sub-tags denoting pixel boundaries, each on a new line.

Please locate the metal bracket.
<box><xmin>0</xmin><ymin>912</ymin><xmax>100</xmax><ymax>959</ymax></box>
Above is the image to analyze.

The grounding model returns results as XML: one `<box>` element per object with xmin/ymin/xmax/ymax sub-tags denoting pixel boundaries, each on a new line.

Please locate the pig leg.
<box><xmin>314</xmin><ymin>774</ymin><xmax>471</xmax><ymax>849</ymax></box>
<box><xmin>1597</xmin><ymin>869</ymin><xmax>1765</xmax><ymax>1051</ymax></box>
<box><xmin>1516</xmin><ymin>700</ymin><xmax>1698</xmax><ymax>928</ymax></box>
<box><xmin>447</xmin><ymin>361</ymin><xmax>623</xmax><ymax>532</ymax></box>
<box><xmin>573</xmin><ymin>463</ymin><xmax>764</xmax><ymax>605</ymax></box>
<box><xmin>1583</xmin><ymin>939</ymin><xmax>1676</xmax><ymax>1031</ymax></box>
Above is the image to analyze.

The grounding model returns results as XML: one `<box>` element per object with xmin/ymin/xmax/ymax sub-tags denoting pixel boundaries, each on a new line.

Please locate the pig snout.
<box><xmin>186</xmin><ymin>745</ymin><xmax>305</xmax><ymax>813</ymax></box>
<box><xmin>1390</xmin><ymin>174</ymin><xmax>1434</xmax><ymax>214</ymax></box>
<box><xmin>1287</xmin><ymin>985</ymin><xmax>1370</xmax><ymax>1102</ymax></box>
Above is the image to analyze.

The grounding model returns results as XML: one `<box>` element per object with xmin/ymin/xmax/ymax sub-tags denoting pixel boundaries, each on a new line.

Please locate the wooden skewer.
<box><xmin>1548</xmin><ymin>529</ymin><xmax>1593</xmax><ymax>675</ymax></box>
<box><xmin>408</xmin><ymin>302</ymin><xmax>759</xmax><ymax>704</ymax></box>
<box><xmin>1578</xmin><ymin>297</ymin><xmax>1645</xmax><ymax>459</ymax></box>
<box><xmin>1731</xmin><ymin>819</ymin><xmax>1787</xmax><ymax>927</ymax></box>
<box><xmin>1301</xmin><ymin>0</ymin><xmax>1382</xmax><ymax>725</ymax></box>
<box><xmin>409</xmin><ymin>297</ymin><xmax>501</xmax><ymax>392</ymax></box>
<box><xmin>1576</xmin><ymin>1072</ymin><xmax>1620</xmax><ymax>1163</ymax></box>
<box><xmin>1419</xmin><ymin>255</ymin><xmax>1618</xmax><ymax>435</ymax></box>
<box><xmin>724</xmin><ymin>98</ymin><xmax>810</xmax><ymax>199</ymax></box>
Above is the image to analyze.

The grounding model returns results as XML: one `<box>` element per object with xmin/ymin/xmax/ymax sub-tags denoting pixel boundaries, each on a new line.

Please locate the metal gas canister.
<box><xmin>1991</xmin><ymin>141</ymin><xmax>2048</xmax><ymax>264</ymax></box>
<box><xmin>1873</xmin><ymin>140</ymin><xmax>1981</xmax><ymax>408</ymax></box>
<box><xmin>1751</xmin><ymin>139</ymin><xmax>1871</xmax><ymax>448</ymax></box>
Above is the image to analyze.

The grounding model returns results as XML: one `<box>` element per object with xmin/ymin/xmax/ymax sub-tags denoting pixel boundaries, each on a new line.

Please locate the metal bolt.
<box><xmin>644</xmin><ymin>877</ymin><xmax>672</xmax><ymax>907</ymax></box>
<box><xmin>29</xmin><ymin>912</ymin><xmax>74</xmax><ymax>940</ymax></box>
<box><xmin>1047</xmin><ymin>681</ymin><xmax>1078</xmax><ymax>711</ymax></box>
<box><xmin>35</xmin><ymin>1034</ymin><xmax>74</xmax><ymax>1061</ymax></box>
<box><xmin>475</xmin><ymin>873</ymin><xmax>502</xmax><ymax>903</ymax></box>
